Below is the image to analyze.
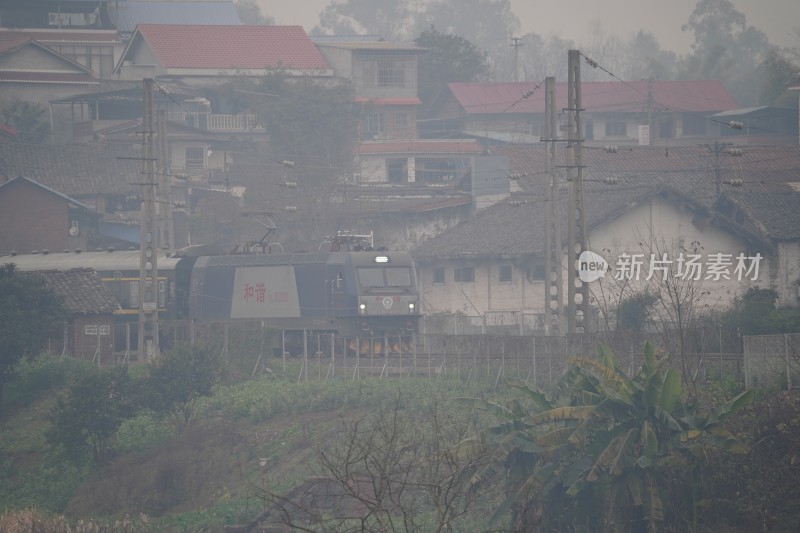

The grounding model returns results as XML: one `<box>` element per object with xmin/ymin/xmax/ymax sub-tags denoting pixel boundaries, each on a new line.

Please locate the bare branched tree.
<box><xmin>242</xmin><ymin>397</ymin><xmax>495</xmax><ymax>532</ymax></box>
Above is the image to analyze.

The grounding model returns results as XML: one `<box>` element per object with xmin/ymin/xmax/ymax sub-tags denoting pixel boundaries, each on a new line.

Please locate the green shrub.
<box><xmin>113</xmin><ymin>412</ymin><xmax>173</xmax><ymax>454</ymax></box>
<box><xmin>4</xmin><ymin>354</ymin><xmax>92</xmax><ymax>409</ymax></box>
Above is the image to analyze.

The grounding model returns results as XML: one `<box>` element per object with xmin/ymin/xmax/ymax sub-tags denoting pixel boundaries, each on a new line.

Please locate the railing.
<box><xmin>208</xmin><ymin>114</ymin><xmax>263</xmax><ymax>132</ymax></box>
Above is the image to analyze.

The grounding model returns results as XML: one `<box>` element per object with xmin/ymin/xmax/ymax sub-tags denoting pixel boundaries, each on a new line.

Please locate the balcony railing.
<box><xmin>208</xmin><ymin>114</ymin><xmax>264</xmax><ymax>132</ymax></box>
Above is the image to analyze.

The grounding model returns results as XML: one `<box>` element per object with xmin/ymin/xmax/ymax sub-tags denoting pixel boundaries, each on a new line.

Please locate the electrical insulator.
<box><xmin>284</xmin><ymin>206</ymin><xmax>297</xmax><ymax>212</ymax></box>
<box><xmin>509</xmin><ymin>173</ymin><xmax>521</xmax><ymax>180</ymax></box>
<box><xmin>282</xmin><ymin>181</ymin><xmax>297</xmax><ymax>188</ymax></box>
<box><xmin>603</xmin><ymin>176</ymin><xmax>618</xmax><ymax>185</ymax></box>
<box><xmin>604</xmin><ymin>145</ymin><xmax>618</xmax><ymax>154</ymax></box>
<box><xmin>281</xmin><ymin>160</ymin><xmax>295</xmax><ymax>168</ymax></box>
<box><xmin>728</xmin><ymin>121</ymin><xmax>744</xmax><ymax>130</ymax></box>
<box><xmin>727</xmin><ymin>148</ymin><xmax>743</xmax><ymax>156</ymax></box>
<box><xmin>726</xmin><ymin>179</ymin><xmax>743</xmax><ymax>186</ymax></box>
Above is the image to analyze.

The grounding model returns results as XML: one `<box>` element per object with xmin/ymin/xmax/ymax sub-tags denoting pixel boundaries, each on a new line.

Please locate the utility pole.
<box><xmin>510</xmin><ymin>37</ymin><xmax>522</xmax><ymax>82</ymax></box>
<box><xmin>138</xmin><ymin>78</ymin><xmax>159</xmax><ymax>359</ymax></box>
<box><xmin>156</xmin><ymin>108</ymin><xmax>174</xmax><ymax>253</ymax></box>
<box><xmin>566</xmin><ymin>50</ymin><xmax>589</xmax><ymax>334</ymax></box>
<box><xmin>702</xmin><ymin>141</ymin><xmax>735</xmax><ymax>197</ymax></box>
<box><xmin>543</xmin><ymin>76</ymin><xmax>563</xmax><ymax>336</ymax></box>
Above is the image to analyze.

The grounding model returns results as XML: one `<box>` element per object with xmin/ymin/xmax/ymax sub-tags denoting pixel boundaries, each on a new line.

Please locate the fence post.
<box><xmin>786</xmin><ymin>334</ymin><xmax>792</xmax><ymax>391</ymax></box>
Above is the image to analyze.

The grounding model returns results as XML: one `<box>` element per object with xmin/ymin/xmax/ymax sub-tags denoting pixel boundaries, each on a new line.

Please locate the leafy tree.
<box><xmin>616</xmin><ymin>291</ymin><xmax>657</xmax><ymax>332</ymax></box>
<box><xmin>423</xmin><ymin>0</ymin><xmax>520</xmax><ymax>80</ymax></box>
<box><xmin>235</xmin><ymin>0</ymin><xmax>274</xmax><ymax>25</ymax></box>
<box><xmin>757</xmin><ymin>48</ymin><xmax>800</xmax><ymax>107</ymax></box>
<box><xmin>47</xmin><ymin>366</ymin><xmax>136</xmax><ymax>463</ymax></box>
<box><xmin>0</xmin><ymin>101</ymin><xmax>50</xmax><ymax>143</ymax></box>
<box><xmin>722</xmin><ymin>287</ymin><xmax>800</xmax><ymax>334</ymax></box>
<box><xmin>0</xmin><ymin>264</ymin><xmax>65</xmax><ymax>417</ymax></box>
<box><xmin>414</xmin><ymin>26</ymin><xmax>490</xmax><ymax>114</ymax></box>
<box><xmin>460</xmin><ymin>342</ymin><xmax>752</xmax><ymax>531</ymax></box>
<box><xmin>679</xmin><ymin>0</ymin><xmax>772</xmax><ymax>105</ymax></box>
<box><xmin>313</xmin><ymin>0</ymin><xmax>418</xmax><ymax>41</ymax></box>
<box><xmin>143</xmin><ymin>345</ymin><xmax>222</xmax><ymax>430</ymax></box>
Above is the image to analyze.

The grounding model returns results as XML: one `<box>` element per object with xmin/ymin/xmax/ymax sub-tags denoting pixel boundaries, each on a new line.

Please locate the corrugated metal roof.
<box><xmin>132</xmin><ymin>24</ymin><xmax>331</xmax><ymax>71</ymax></box>
<box><xmin>354</xmin><ymin>97</ymin><xmax>421</xmax><ymax>105</ymax></box>
<box><xmin>7</xmin><ymin>250</ymin><xmax>182</xmax><ymax>272</ymax></box>
<box><xmin>0</xmin><ymin>29</ymin><xmax>120</xmax><ymax>53</ymax></box>
<box><xmin>316</xmin><ymin>41</ymin><xmax>424</xmax><ymax>52</ymax></box>
<box><xmin>0</xmin><ymin>71</ymin><xmax>98</xmax><ymax>84</ymax></box>
<box><xmin>110</xmin><ymin>1</ymin><xmax>242</xmax><ymax>33</ymax></box>
<box><xmin>447</xmin><ymin>80</ymin><xmax>739</xmax><ymax>115</ymax></box>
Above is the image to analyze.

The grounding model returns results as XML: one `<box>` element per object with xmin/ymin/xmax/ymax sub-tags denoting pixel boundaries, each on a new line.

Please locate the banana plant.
<box><xmin>458</xmin><ymin>341</ymin><xmax>753</xmax><ymax>532</ymax></box>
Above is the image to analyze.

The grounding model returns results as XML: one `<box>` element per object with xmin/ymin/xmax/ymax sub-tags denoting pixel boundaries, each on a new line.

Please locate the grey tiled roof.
<box><xmin>0</xmin><ymin>143</ymin><xmax>140</xmax><ymax>197</ymax></box>
<box><xmin>722</xmin><ymin>191</ymin><xmax>800</xmax><ymax>240</ymax></box>
<box><xmin>411</xmin><ymin>184</ymin><xmax>662</xmax><ymax>262</ymax></box>
<box><xmin>410</xmin><ymin>181</ymin><xmax>774</xmax><ymax>263</ymax></box>
<box><xmin>37</xmin><ymin>269</ymin><xmax>120</xmax><ymax>315</ymax></box>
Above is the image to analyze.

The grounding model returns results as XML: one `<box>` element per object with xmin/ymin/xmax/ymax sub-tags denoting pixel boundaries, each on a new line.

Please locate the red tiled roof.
<box><xmin>448</xmin><ymin>80</ymin><xmax>739</xmax><ymax>115</ymax></box>
<box><xmin>0</xmin><ymin>123</ymin><xmax>17</xmax><ymax>138</ymax></box>
<box><xmin>0</xmin><ymin>30</ymin><xmax>121</xmax><ymax>53</ymax></box>
<box><xmin>0</xmin><ymin>71</ymin><xmax>98</xmax><ymax>84</ymax></box>
<box><xmin>134</xmin><ymin>24</ymin><xmax>330</xmax><ymax>70</ymax></box>
<box><xmin>355</xmin><ymin>139</ymin><xmax>486</xmax><ymax>155</ymax></box>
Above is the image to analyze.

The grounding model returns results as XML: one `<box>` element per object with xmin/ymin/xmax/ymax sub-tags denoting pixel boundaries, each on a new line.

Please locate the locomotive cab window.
<box><xmin>358</xmin><ymin>267</ymin><xmax>385</xmax><ymax>287</ymax></box>
<box><xmin>357</xmin><ymin>267</ymin><xmax>413</xmax><ymax>287</ymax></box>
<box><xmin>385</xmin><ymin>267</ymin><xmax>412</xmax><ymax>287</ymax></box>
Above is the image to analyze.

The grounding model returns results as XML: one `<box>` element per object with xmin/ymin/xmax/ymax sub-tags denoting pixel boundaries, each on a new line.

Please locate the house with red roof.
<box><xmin>115</xmin><ymin>24</ymin><xmax>333</xmax><ymax>82</ymax></box>
<box><xmin>424</xmin><ymin>80</ymin><xmax>741</xmax><ymax>147</ymax></box>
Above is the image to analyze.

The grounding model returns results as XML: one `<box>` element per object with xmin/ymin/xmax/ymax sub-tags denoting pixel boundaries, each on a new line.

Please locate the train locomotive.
<box><xmin>5</xmin><ymin>247</ymin><xmax>420</xmax><ymax>355</ymax></box>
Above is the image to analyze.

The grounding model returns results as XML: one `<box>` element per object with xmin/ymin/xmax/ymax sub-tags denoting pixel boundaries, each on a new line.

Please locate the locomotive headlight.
<box><xmin>359</xmin><ymin>302</ymin><xmax>367</xmax><ymax>314</ymax></box>
<box><xmin>408</xmin><ymin>302</ymin><xmax>415</xmax><ymax>313</ymax></box>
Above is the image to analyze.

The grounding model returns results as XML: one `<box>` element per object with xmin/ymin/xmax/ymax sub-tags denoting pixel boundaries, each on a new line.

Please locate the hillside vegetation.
<box><xmin>0</xmin><ymin>347</ymin><xmax>798</xmax><ymax>532</ymax></box>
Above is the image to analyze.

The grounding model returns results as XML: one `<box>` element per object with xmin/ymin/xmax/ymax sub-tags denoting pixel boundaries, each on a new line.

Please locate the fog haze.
<box><xmin>258</xmin><ymin>0</ymin><xmax>799</xmax><ymax>53</ymax></box>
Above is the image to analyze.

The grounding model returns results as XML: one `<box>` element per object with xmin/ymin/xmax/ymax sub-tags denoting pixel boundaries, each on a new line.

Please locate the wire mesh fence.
<box><xmin>49</xmin><ymin>318</ymin><xmax>758</xmax><ymax>392</ymax></box>
<box><xmin>743</xmin><ymin>333</ymin><xmax>800</xmax><ymax>390</ymax></box>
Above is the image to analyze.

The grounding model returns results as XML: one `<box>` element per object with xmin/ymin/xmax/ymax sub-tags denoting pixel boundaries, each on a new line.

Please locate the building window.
<box><xmin>362</xmin><ymin>112</ymin><xmax>384</xmax><ymax>138</ymax></box>
<box><xmin>433</xmin><ymin>267</ymin><xmax>445</xmax><ymax>284</ymax></box>
<box><xmin>357</xmin><ymin>55</ymin><xmax>415</xmax><ymax>89</ymax></box>
<box><xmin>129</xmin><ymin>281</ymin><xmax>138</xmax><ymax>308</ymax></box>
<box><xmin>499</xmin><ymin>265</ymin><xmax>512</xmax><ymax>283</ymax></box>
<box><xmin>387</xmin><ymin>158</ymin><xmax>408</xmax><ymax>183</ymax></box>
<box><xmin>454</xmin><ymin>267</ymin><xmax>475</xmax><ymax>282</ymax></box>
<box><xmin>158</xmin><ymin>280</ymin><xmax>166</xmax><ymax>308</ymax></box>
<box><xmin>49</xmin><ymin>44</ymin><xmax>114</xmax><ymax>78</ymax></box>
<box><xmin>378</xmin><ymin>58</ymin><xmax>408</xmax><ymax>87</ymax></box>
<box><xmin>604</xmin><ymin>121</ymin><xmax>627</xmax><ymax>137</ymax></box>
<box><xmin>185</xmin><ymin>147</ymin><xmax>205</xmax><ymax>169</ymax></box>
<box><xmin>528</xmin><ymin>264</ymin><xmax>546</xmax><ymax>281</ymax></box>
